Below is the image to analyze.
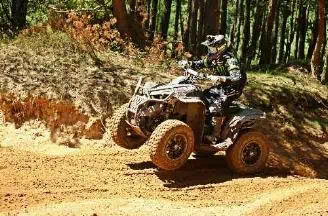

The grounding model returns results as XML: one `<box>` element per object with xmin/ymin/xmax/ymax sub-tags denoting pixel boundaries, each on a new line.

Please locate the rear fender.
<box><xmin>174</xmin><ymin>98</ymin><xmax>206</xmax><ymax>147</ymax></box>
<box><xmin>221</xmin><ymin>108</ymin><xmax>266</xmax><ymax>142</ymax></box>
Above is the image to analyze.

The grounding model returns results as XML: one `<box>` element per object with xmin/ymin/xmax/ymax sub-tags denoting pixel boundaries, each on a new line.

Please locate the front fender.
<box><xmin>174</xmin><ymin>98</ymin><xmax>206</xmax><ymax>147</ymax></box>
<box><xmin>221</xmin><ymin>108</ymin><xmax>266</xmax><ymax>142</ymax></box>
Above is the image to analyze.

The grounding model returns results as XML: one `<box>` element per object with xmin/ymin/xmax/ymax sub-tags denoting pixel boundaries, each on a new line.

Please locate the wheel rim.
<box><xmin>165</xmin><ymin>134</ymin><xmax>187</xmax><ymax>160</ymax></box>
<box><xmin>241</xmin><ymin>142</ymin><xmax>262</xmax><ymax>166</ymax></box>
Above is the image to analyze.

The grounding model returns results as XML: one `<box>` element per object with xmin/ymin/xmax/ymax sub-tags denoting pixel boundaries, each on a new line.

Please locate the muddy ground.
<box><xmin>0</xmin><ymin>121</ymin><xmax>328</xmax><ymax>216</ymax></box>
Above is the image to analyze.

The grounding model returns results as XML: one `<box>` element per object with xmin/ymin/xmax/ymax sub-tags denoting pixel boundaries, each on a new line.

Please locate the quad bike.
<box><xmin>110</xmin><ymin>68</ymin><xmax>269</xmax><ymax>174</ymax></box>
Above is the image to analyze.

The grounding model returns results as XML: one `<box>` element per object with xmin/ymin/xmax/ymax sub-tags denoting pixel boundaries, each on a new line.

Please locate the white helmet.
<box><xmin>201</xmin><ymin>35</ymin><xmax>227</xmax><ymax>55</ymax></box>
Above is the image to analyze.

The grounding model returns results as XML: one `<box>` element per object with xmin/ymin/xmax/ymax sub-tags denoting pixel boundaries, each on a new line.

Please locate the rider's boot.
<box><xmin>211</xmin><ymin>116</ymin><xmax>226</xmax><ymax>138</ymax></box>
<box><xmin>209</xmin><ymin>116</ymin><xmax>234</xmax><ymax>149</ymax></box>
<box><xmin>205</xmin><ymin>116</ymin><xmax>225</xmax><ymax>144</ymax></box>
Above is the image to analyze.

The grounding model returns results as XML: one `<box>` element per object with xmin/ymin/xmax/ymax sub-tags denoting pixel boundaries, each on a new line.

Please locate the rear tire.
<box><xmin>149</xmin><ymin>120</ymin><xmax>194</xmax><ymax>171</ymax></box>
<box><xmin>110</xmin><ymin>103</ymin><xmax>146</xmax><ymax>149</ymax></box>
<box><xmin>225</xmin><ymin>130</ymin><xmax>269</xmax><ymax>174</ymax></box>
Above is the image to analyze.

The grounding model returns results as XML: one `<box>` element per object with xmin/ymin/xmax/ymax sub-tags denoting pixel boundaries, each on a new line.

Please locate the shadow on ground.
<box><xmin>128</xmin><ymin>155</ymin><xmax>291</xmax><ymax>188</ymax></box>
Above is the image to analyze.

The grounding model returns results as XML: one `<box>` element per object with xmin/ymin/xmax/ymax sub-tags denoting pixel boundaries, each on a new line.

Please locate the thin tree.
<box><xmin>248</xmin><ymin>0</ymin><xmax>265</xmax><ymax>64</ymax></box>
<box><xmin>307</xmin><ymin>12</ymin><xmax>318</xmax><ymax>60</ymax></box>
<box><xmin>11</xmin><ymin>0</ymin><xmax>28</xmax><ymax>30</ymax></box>
<box><xmin>197</xmin><ymin>0</ymin><xmax>205</xmax><ymax>55</ymax></box>
<box><xmin>220</xmin><ymin>0</ymin><xmax>228</xmax><ymax>35</ymax></box>
<box><xmin>311</xmin><ymin>0</ymin><xmax>325</xmax><ymax>79</ymax></box>
<box><xmin>235</xmin><ymin>0</ymin><xmax>244</xmax><ymax>51</ymax></box>
<box><xmin>271</xmin><ymin>0</ymin><xmax>280</xmax><ymax>64</ymax></box>
<box><xmin>278</xmin><ymin>3</ymin><xmax>290</xmax><ymax>63</ymax></box>
<box><xmin>204</xmin><ymin>0</ymin><xmax>221</xmax><ymax>35</ymax></box>
<box><xmin>173</xmin><ymin>0</ymin><xmax>182</xmax><ymax>41</ymax></box>
<box><xmin>160</xmin><ymin>0</ymin><xmax>173</xmax><ymax>40</ymax></box>
<box><xmin>298</xmin><ymin>4</ymin><xmax>308</xmax><ymax>60</ymax></box>
<box><xmin>149</xmin><ymin>0</ymin><xmax>158</xmax><ymax>40</ymax></box>
<box><xmin>112</xmin><ymin>0</ymin><xmax>146</xmax><ymax>46</ymax></box>
<box><xmin>294</xmin><ymin>0</ymin><xmax>302</xmax><ymax>59</ymax></box>
<box><xmin>240</xmin><ymin>0</ymin><xmax>250</xmax><ymax>64</ymax></box>
<box><xmin>260</xmin><ymin>0</ymin><xmax>278</xmax><ymax>65</ymax></box>
<box><xmin>229</xmin><ymin>0</ymin><xmax>239</xmax><ymax>45</ymax></box>
<box><xmin>284</xmin><ymin>0</ymin><xmax>297</xmax><ymax>62</ymax></box>
<box><xmin>112</xmin><ymin>0</ymin><xmax>130</xmax><ymax>38</ymax></box>
<box><xmin>183</xmin><ymin>0</ymin><xmax>192</xmax><ymax>47</ymax></box>
<box><xmin>188</xmin><ymin>0</ymin><xmax>199</xmax><ymax>54</ymax></box>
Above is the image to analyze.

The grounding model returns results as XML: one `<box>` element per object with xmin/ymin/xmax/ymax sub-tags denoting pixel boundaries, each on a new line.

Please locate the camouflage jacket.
<box><xmin>190</xmin><ymin>51</ymin><xmax>246</xmax><ymax>89</ymax></box>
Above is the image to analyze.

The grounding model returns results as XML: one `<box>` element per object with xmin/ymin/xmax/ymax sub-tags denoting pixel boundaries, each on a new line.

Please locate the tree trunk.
<box><xmin>278</xmin><ymin>6</ymin><xmax>290</xmax><ymax>63</ymax></box>
<box><xmin>197</xmin><ymin>0</ymin><xmax>206</xmax><ymax>56</ymax></box>
<box><xmin>204</xmin><ymin>0</ymin><xmax>221</xmax><ymax>36</ymax></box>
<box><xmin>173</xmin><ymin>0</ymin><xmax>182</xmax><ymax>41</ymax></box>
<box><xmin>248</xmin><ymin>0</ymin><xmax>265</xmax><ymax>65</ymax></box>
<box><xmin>129</xmin><ymin>0</ymin><xmax>136</xmax><ymax>14</ymax></box>
<box><xmin>145</xmin><ymin>0</ymin><xmax>151</xmax><ymax>28</ymax></box>
<box><xmin>11</xmin><ymin>0</ymin><xmax>28</xmax><ymax>30</ymax></box>
<box><xmin>188</xmin><ymin>0</ymin><xmax>199</xmax><ymax>54</ymax></box>
<box><xmin>311</xmin><ymin>0</ymin><xmax>325</xmax><ymax>79</ymax></box>
<box><xmin>112</xmin><ymin>0</ymin><xmax>131</xmax><ymax>38</ymax></box>
<box><xmin>149</xmin><ymin>0</ymin><xmax>158</xmax><ymax>40</ymax></box>
<box><xmin>230</xmin><ymin>0</ymin><xmax>239</xmax><ymax>46</ymax></box>
<box><xmin>307</xmin><ymin>13</ymin><xmax>318</xmax><ymax>60</ymax></box>
<box><xmin>258</xmin><ymin>11</ymin><xmax>267</xmax><ymax>61</ymax></box>
<box><xmin>179</xmin><ymin>4</ymin><xmax>184</xmax><ymax>41</ymax></box>
<box><xmin>293</xmin><ymin>0</ymin><xmax>301</xmax><ymax>60</ymax></box>
<box><xmin>183</xmin><ymin>0</ymin><xmax>192</xmax><ymax>47</ymax></box>
<box><xmin>271</xmin><ymin>0</ymin><xmax>280</xmax><ymax>64</ymax></box>
<box><xmin>240</xmin><ymin>0</ymin><xmax>250</xmax><ymax>64</ymax></box>
<box><xmin>220</xmin><ymin>0</ymin><xmax>228</xmax><ymax>35</ymax></box>
<box><xmin>298</xmin><ymin>4</ymin><xmax>308</xmax><ymax>60</ymax></box>
<box><xmin>284</xmin><ymin>0</ymin><xmax>297</xmax><ymax>63</ymax></box>
<box><xmin>260</xmin><ymin>0</ymin><xmax>278</xmax><ymax>65</ymax></box>
<box><xmin>112</xmin><ymin>0</ymin><xmax>146</xmax><ymax>46</ymax></box>
<box><xmin>321</xmin><ymin>27</ymin><xmax>327</xmax><ymax>73</ymax></box>
<box><xmin>323</xmin><ymin>50</ymin><xmax>328</xmax><ymax>83</ymax></box>
<box><xmin>235</xmin><ymin>0</ymin><xmax>244</xmax><ymax>52</ymax></box>
<box><xmin>160</xmin><ymin>0</ymin><xmax>172</xmax><ymax>40</ymax></box>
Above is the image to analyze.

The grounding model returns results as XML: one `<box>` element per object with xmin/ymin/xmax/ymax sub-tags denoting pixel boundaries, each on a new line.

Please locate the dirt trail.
<box><xmin>1</xmin><ymin>131</ymin><xmax>328</xmax><ymax>216</ymax></box>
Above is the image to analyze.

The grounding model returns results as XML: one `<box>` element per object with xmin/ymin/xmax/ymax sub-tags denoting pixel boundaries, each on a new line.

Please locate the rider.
<box><xmin>180</xmin><ymin>35</ymin><xmax>247</xmax><ymax>142</ymax></box>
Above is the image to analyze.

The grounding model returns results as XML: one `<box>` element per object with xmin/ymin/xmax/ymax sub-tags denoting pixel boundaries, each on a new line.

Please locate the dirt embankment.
<box><xmin>0</xmin><ymin>33</ymin><xmax>173</xmax><ymax>145</ymax></box>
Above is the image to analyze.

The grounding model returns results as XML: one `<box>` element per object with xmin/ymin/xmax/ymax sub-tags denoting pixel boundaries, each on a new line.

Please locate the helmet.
<box><xmin>201</xmin><ymin>35</ymin><xmax>227</xmax><ymax>55</ymax></box>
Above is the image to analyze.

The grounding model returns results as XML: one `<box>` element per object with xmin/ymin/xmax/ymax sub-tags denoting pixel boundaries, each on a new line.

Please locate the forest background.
<box><xmin>0</xmin><ymin>0</ymin><xmax>327</xmax><ymax>84</ymax></box>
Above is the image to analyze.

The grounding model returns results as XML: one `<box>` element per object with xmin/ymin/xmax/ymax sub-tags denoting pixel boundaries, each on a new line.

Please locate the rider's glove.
<box><xmin>178</xmin><ymin>60</ymin><xmax>190</xmax><ymax>69</ymax></box>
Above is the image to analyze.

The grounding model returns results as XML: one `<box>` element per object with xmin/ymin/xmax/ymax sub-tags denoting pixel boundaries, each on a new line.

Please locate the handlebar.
<box><xmin>184</xmin><ymin>68</ymin><xmax>200</xmax><ymax>77</ymax></box>
<box><xmin>183</xmin><ymin>68</ymin><xmax>226</xmax><ymax>83</ymax></box>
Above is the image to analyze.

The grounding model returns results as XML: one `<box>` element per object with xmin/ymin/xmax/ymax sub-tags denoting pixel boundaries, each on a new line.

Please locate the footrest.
<box><xmin>194</xmin><ymin>144</ymin><xmax>218</xmax><ymax>153</ymax></box>
<box><xmin>212</xmin><ymin>138</ymin><xmax>233</xmax><ymax>150</ymax></box>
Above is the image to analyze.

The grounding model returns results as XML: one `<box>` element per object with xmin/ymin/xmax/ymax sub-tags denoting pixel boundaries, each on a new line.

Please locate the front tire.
<box><xmin>110</xmin><ymin>103</ymin><xmax>146</xmax><ymax>149</ymax></box>
<box><xmin>225</xmin><ymin>130</ymin><xmax>269</xmax><ymax>174</ymax></box>
<box><xmin>149</xmin><ymin>120</ymin><xmax>194</xmax><ymax>171</ymax></box>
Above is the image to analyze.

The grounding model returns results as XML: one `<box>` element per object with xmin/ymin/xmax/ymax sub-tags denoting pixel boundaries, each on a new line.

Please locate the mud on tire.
<box><xmin>225</xmin><ymin>130</ymin><xmax>269</xmax><ymax>174</ymax></box>
<box><xmin>110</xmin><ymin>103</ymin><xmax>146</xmax><ymax>149</ymax></box>
<box><xmin>149</xmin><ymin>120</ymin><xmax>194</xmax><ymax>171</ymax></box>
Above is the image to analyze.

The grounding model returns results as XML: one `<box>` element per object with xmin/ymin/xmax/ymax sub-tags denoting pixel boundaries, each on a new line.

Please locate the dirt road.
<box><xmin>1</xmin><ymin>137</ymin><xmax>328</xmax><ymax>216</ymax></box>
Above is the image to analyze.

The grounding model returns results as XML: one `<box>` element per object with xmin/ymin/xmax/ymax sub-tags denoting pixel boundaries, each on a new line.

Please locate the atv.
<box><xmin>110</xmin><ymin>68</ymin><xmax>269</xmax><ymax>174</ymax></box>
